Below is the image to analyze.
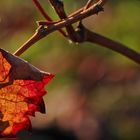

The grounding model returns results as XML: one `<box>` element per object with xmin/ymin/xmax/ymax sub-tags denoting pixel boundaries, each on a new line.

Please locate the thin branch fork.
<box><xmin>33</xmin><ymin>0</ymin><xmax>67</xmax><ymax>37</ymax></box>
<box><xmin>48</xmin><ymin>0</ymin><xmax>79</xmax><ymax>42</ymax></box>
<box><xmin>69</xmin><ymin>0</ymin><xmax>107</xmax><ymax>17</ymax></box>
<box><xmin>14</xmin><ymin>0</ymin><xmax>105</xmax><ymax>56</ymax></box>
<box><xmin>14</xmin><ymin>0</ymin><xmax>140</xmax><ymax>65</ymax></box>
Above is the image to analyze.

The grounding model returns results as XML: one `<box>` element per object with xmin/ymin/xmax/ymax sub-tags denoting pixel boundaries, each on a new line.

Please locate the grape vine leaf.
<box><xmin>0</xmin><ymin>48</ymin><xmax>54</xmax><ymax>137</ymax></box>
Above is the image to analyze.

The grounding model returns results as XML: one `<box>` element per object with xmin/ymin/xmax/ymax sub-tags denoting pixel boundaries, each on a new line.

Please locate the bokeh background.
<box><xmin>0</xmin><ymin>0</ymin><xmax>140</xmax><ymax>140</ymax></box>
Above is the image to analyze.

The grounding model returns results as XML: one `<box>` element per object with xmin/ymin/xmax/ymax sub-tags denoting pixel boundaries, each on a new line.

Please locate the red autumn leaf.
<box><xmin>0</xmin><ymin>48</ymin><xmax>54</xmax><ymax>137</ymax></box>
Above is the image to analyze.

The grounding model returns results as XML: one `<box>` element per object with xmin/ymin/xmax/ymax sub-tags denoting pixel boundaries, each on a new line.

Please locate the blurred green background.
<box><xmin>0</xmin><ymin>0</ymin><xmax>140</xmax><ymax>140</ymax></box>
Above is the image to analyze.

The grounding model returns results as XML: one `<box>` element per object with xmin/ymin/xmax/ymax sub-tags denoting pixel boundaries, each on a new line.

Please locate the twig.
<box><xmin>14</xmin><ymin>26</ymin><xmax>46</xmax><ymax>56</ymax></box>
<box><xmin>48</xmin><ymin>0</ymin><xmax>78</xmax><ymax>41</ymax></box>
<box><xmin>14</xmin><ymin>0</ymin><xmax>140</xmax><ymax>65</ymax></box>
<box><xmin>84</xmin><ymin>0</ymin><xmax>94</xmax><ymax>10</ymax></box>
<box><xmin>69</xmin><ymin>0</ymin><xmax>107</xmax><ymax>17</ymax></box>
<box><xmin>79</xmin><ymin>24</ymin><xmax>140</xmax><ymax>64</ymax></box>
<box><xmin>33</xmin><ymin>0</ymin><xmax>52</xmax><ymax>21</ymax></box>
<box><xmin>33</xmin><ymin>0</ymin><xmax>67</xmax><ymax>37</ymax></box>
<box><xmin>14</xmin><ymin>0</ymin><xmax>104</xmax><ymax>56</ymax></box>
<box><xmin>38</xmin><ymin>4</ymin><xmax>104</xmax><ymax>30</ymax></box>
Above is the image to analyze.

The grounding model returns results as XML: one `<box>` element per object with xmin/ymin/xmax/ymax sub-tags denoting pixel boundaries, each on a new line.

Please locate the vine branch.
<box><xmin>13</xmin><ymin>0</ymin><xmax>140</xmax><ymax>65</ymax></box>
<box><xmin>14</xmin><ymin>0</ymin><xmax>104</xmax><ymax>56</ymax></box>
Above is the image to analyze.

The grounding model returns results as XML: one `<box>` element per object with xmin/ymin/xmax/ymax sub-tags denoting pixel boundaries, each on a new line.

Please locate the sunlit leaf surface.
<box><xmin>0</xmin><ymin>49</ymin><xmax>54</xmax><ymax>137</ymax></box>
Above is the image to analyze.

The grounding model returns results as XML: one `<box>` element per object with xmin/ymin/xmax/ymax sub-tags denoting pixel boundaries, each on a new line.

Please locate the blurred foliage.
<box><xmin>0</xmin><ymin>0</ymin><xmax>140</xmax><ymax>140</ymax></box>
